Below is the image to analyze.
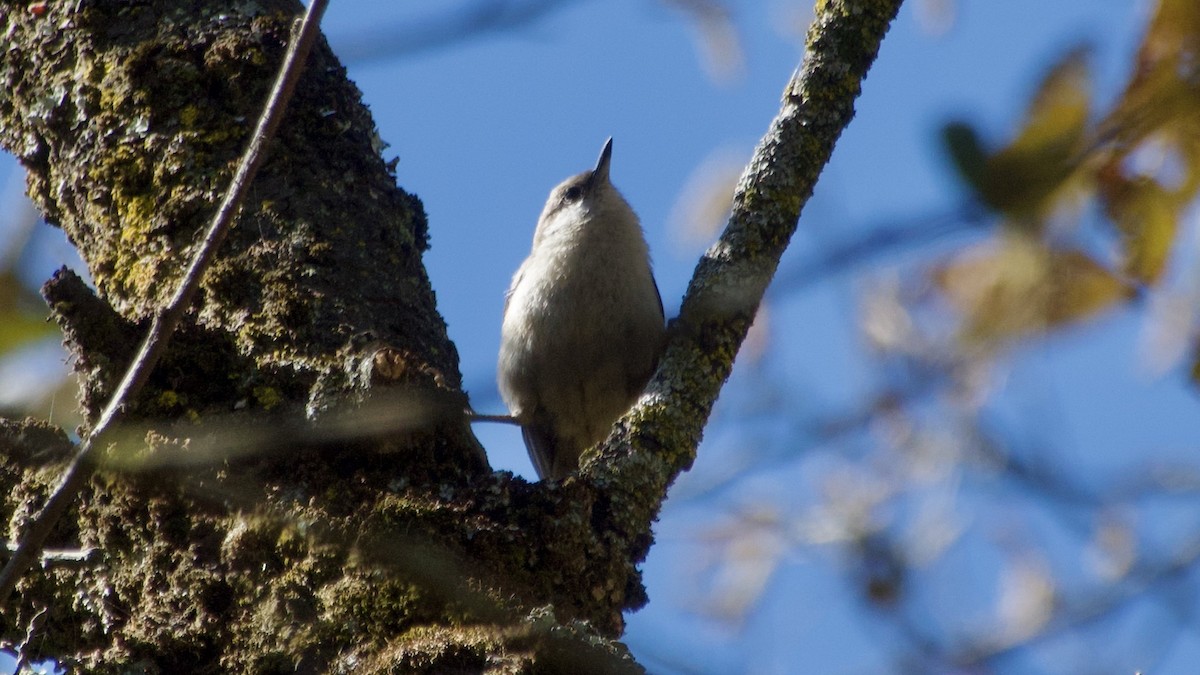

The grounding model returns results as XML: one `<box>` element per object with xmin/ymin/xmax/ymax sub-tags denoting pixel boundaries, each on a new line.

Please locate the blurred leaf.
<box><xmin>935</xmin><ymin>235</ymin><xmax>1131</xmax><ymax>342</ymax></box>
<box><xmin>942</xmin><ymin>121</ymin><xmax>990</xmax><ymax>197</ymax></box>
<box><xmin>0</xmin><ymin>270</ymin><xmax>54</xmax><ymax>354</ymax></box>
<box><xmin>0</xmin><ymin>269</ymin><xmax>43</xmax><ymax>310</ymax></box>
<box><xmin>914</xmin><ymin>0</ymin><xmax>956</xmax><ymax>37</ymax></box>
<box><xmin>662</xmin><ymin>0</ymin><xmax>745</xmax><ymax>84</ymax></box>
<box><xmin>1136</xmin><ymin>0</ymin><xmax>1200</xmax><ymax>67</ymax></box>
<box><xmin>997</xmin><ymin>554</ymin><xmax>1055</xmax><ymax>642</ymax></box>
<box><xmin>1100</xmin><ymin>0</ymin><xmax>1200</xmax><ymax>145</ymax></box>
<box><xmin>1102</xmin><ymin>65</ymin><xmax>1200</xmax><ymax>155</ymax></box>
<box><xmin>985</xmin><ymin>48</ymin><xmax>1092</xmax><ymax>218</ymax></box>
<box><xmin>942</xmin><ymin>48</ymin><xmax>1093</xmax><ymax>221</ymax></box>
<box><xmin>1099</xmin><ymin>0</ymin><xmax>1200</xmax><ymax>195</ymax></box>
<box><xmin>1007</xmin><ymin>47</ymin><xmax>1091</xmax><ymax>154</ymax></box>
<box><xmin>1100</xmin><ymin>0</ymin><xmax>1200</xmax><ymax>386</ymax></box>
<box><xmin>1097</xmin><ymin>163</ymin><xmax>1179</xmax><ymax>285</ymax></box>
<box><xmin>0</xmin><ymin>311</ymin><xmax>54</xmax><ymax>353</ymax></box>
<box><xmin>1049</xmin><ymin>250</ymin><xmax>1133</xmax><ymax>323</ymax></box>
<box><xmin>668</xmin><ymin>145</ymin><xmax>744</xmax><ymax>248</ymax></box>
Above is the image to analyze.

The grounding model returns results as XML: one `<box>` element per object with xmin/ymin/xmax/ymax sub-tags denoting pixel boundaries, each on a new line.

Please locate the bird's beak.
<box><xmin>591</xmin><ymin>137</ymin><xmax>613</xmax><ymax>186</ymax></box>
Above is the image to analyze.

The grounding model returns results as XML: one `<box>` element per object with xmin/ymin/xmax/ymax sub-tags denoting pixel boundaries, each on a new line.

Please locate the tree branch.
<box><xmin>588</xmin><ymin>0</ymin><xmax>906</xmax><ymax>556</ymax></box>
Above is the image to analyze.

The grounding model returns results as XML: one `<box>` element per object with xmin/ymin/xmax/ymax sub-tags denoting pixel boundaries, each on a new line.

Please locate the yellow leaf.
<box><xmin>0</xmin><ymin>271</ymin><xmax>56</xmax><ymax>354</ymax></box>
<box><xmin>1007</xmin><ymin>47</ymin><xmax>1092</xmax><ymax>153</ymax></box>
<box><xmin>980</xmin><ymin>48</ymin><xmax>1092</xmax><ymax>218</ymax></box>
<box><xmin>1099</xmin><ymin>0</ymin><xmax>1200</xmax><ymax>196</ymax></box>
<box><xmin>941</xmin><ymin>49</ymin><xmax>1093</xmax><ymax>222</ymax></box>
<box><xmin>1047</xmin><ymin>249</ymin><xmax>1132</xmax><ymax>325</ymax></box>
<box><xmin>1097</xmin><ymin>166</ymin><xmax>1180</xmax><ymax>284</ymax></box>
<box><xmin>935</xmin><ymin>236</ymin><xmax>1130</xmax><ymax>342</ymax></box>
<box><xmin>0</xmin><ymin>311</ymin><xmax>56</xmax><ymax>354</ymax></box>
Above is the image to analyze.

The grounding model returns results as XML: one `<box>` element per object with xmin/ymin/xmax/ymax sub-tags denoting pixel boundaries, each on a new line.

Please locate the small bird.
<box><xmin>498</xmin><ymin>138</ymin><xmax>665</xmax><ymax>480</ymax></box>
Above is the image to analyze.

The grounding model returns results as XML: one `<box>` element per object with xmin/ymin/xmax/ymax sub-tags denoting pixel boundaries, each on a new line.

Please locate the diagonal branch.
<box><xmin>586</xmin><ymin>0</ymin><xmax>906</xmax><ymax>547</ymax></box>
<box><xmin>0</xmin><ymin>0</ymin><xmax>331</xmax><ymax>605</ymax></box>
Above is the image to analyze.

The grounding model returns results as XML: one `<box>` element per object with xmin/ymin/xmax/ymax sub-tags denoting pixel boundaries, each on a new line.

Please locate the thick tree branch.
<box><xmin>586</xmin><ymin>0</ymin><xmax>906</xmax><ymax>553</ymax></box>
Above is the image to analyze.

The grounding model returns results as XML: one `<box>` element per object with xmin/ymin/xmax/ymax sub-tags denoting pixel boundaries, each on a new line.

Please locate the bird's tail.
<box><xmin>522</xmin><ymin>423</ymin><xmax>559</xmax><ymax>481</ymax></box>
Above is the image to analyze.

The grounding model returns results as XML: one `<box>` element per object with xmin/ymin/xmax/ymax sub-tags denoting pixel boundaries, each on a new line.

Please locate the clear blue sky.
<box><xmin>5</xmin><ymin>1</ymin><xmax>1199</xmax><ymax>673</ymax></box>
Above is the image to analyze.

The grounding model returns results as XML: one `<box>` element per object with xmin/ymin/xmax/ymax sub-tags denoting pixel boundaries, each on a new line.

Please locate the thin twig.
<box><xmin>1</xmin><ymin>543</ymin><xmax>101</xmax><ymax>568</ymax></box>
<box><xmin>0</xmin><ymin>0</ymin><xmax>331</xmax><ymax>605</ymax></box>
<box><xmin>12</xmin><ymin>603</ymin><xmax>49</xmax><ymax>675</ymax></box>
<box><xmin>467</xmin><ymin>412</ymin><xmax>520</xmax><ymax>426</ymax></box>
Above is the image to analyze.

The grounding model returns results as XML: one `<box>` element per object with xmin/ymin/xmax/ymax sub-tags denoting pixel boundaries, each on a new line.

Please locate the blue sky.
<box><xmin>6</xmin><ymin>1</ymin><xmax>1200</xmax><ymax>673</ymax></box>
<box><xmin>330</xmin><ymin>0</ymin><xmax>1163</xmax><ymax>469</ymax></box>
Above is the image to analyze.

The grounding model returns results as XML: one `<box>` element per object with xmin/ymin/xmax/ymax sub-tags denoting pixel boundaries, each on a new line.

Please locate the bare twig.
<box><xmin>0</xmin><ymin>0</ymin><xmax>331</xmax><ymax>605</ymax></box>
<box><xmin>467</xmin><ymin>412</ymin><xmax>521</xmax><ymax>425</ymax></box>
<box><xmin>1</xmin><ymin>543</ymin><xmax>101</xmax><ymax>568</ymax></box>
<box><xmin>12</xmin><ymin>603</ymin><xmax>49</xmax><ymax>674</ymax></box>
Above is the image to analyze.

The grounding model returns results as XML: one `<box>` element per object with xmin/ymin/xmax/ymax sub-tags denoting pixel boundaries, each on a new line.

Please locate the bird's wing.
<box><xmin>652</xmin><ymin>275</ymin><xmax>664</xmax><ymax>321</ymax></box>
<box><xmin>503</xmin><ymin>266</ymin><xmax>524</xmax><ymax>316</ymax></box>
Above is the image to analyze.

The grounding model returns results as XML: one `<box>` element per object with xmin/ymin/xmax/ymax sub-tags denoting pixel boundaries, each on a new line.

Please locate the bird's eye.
<box><xmin>563</xmin><ymin>185</ymin><xmax>583</xmax><ymax>202</ymax></box>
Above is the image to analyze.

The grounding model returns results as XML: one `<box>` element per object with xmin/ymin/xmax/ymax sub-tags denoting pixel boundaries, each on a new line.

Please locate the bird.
<box><xmin>498</xmin><ymin>138</ymin><xmax>665</xmax><ymax>480</ymax></box>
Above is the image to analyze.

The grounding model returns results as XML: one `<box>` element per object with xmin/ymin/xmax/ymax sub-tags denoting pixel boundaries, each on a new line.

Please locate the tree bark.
<box><xmin>0</xmin><ymin>0</ymin><xmax>903</xmax><ymax>672</ymax></box>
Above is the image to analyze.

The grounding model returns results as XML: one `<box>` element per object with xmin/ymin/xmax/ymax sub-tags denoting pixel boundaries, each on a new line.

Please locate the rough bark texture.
<box><xmin>0</xmin><ymin>0</ymin><xmax>903</xmax><ymax>672</ymax></box>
